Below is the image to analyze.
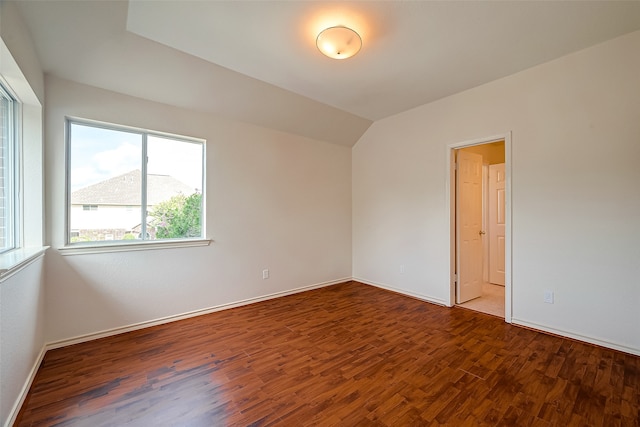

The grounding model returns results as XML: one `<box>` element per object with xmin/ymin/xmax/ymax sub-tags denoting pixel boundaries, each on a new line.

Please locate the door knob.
<box><xmin>479</xmin><ymin>230</ymin><xmax>486</xmax><ymax>235</ymax></box>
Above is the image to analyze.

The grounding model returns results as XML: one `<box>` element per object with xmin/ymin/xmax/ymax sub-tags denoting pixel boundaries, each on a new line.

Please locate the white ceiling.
<box><xmin>13</xmin><ymin>1</ymin><xmax>640</xmax><ymax>146</ymax></box>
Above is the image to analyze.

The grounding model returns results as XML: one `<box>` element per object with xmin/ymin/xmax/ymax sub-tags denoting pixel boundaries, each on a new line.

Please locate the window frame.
<box><xmin>63</xmin><ymin>117</ymin><xmax>210</xmax><ymax>254</ymax></box>
<box><xmin>0</xmin><ymin>80</ymin><xmax>20</xmax><ymax>254</ymax></box>
<box><xmin>0</xmin><ymin>36</ymin><xmax>47</xmax><ymax>281</ymax></box>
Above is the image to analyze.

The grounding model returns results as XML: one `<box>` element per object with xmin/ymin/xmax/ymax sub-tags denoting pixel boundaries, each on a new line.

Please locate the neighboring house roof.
<box><xmin>71</xmin><ymin>170</ymin><xmax>196</xmax><ymax>205</ymax></box>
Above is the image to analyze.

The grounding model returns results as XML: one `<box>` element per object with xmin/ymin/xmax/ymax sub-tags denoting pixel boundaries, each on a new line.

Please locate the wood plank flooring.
<box><xmin>15</xmin><ymin>281</ymin><xmax>640</xmax><ymax>426</ymax></box>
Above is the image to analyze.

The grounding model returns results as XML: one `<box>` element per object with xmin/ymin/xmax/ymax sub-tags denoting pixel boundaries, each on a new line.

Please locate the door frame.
<box><xmin>446</xmin><ymin>132</ymin><xmax>512</xmax><ymax>322</ymax></box>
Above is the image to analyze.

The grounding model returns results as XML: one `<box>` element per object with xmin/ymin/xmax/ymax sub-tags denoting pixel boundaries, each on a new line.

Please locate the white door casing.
<box><xmin>489</xmin><ymin>163</ymin><xmax>506</xmax><ymax>285</ymax></box>
<box><xmin>447</xmin><ymin>133</ymin><xmax>511</xmax><ymax>322</ymax></box>
<box><xmin>456</xmin><ymin>150</ymin><xmax>484</xmax><ymax>303</ymax></box>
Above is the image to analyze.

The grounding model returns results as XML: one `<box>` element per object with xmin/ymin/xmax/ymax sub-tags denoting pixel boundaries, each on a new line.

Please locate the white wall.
<box><xmin>353</xmin><ymin>31</ymin><xmax>640</xmax><ymax>354</ymax></box>
<box><xmin>0</xmin><ymin>2</ymin><xmax>44</xmax><ymax>103</ymax></box>
<box><xmin>45</xmin><ymin>76</ymin><xmax>352</xmax><ymax>343</ymax></box>
<box><xmin>0</xmin><ymin>258</ymin><xmax>46</xmax><ymax>425</ymax></box>
<box><xmin>0</xmin><ymin>3</ymin><xmax>46</xmax><ymax>426</ymax></box>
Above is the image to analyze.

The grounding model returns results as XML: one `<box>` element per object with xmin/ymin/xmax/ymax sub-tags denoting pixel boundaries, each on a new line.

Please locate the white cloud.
<box><xmin>71</xmin><ymin>131</ymin><xmax>203</xmax><ymax>192</ymax></box>
<box><xmin>93</xmin><ymin>142</ymin><xmax>141</xmax><ymax>174</ymax></box>
<box><xmin>71</xmin><ymin>166</ymin><xmax>105</xmax><ymax>190</ymax></box>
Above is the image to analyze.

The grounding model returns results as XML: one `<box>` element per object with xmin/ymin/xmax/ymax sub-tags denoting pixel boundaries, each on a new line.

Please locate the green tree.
<box><xmin>150</xmin><ymin>192</ymin><xmax>202</xmax><ymax>239</ymax></box>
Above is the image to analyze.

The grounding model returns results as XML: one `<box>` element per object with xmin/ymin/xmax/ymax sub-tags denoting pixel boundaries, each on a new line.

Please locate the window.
<box><xmin>0</xmin><ymin>38</ymin><xmax>46</xmax><ymax>273</ymax></box>
<box><xmin>0</xmin><ymin>82</ymin><xmax>18</xmax><ymax>253</ymax></box>
<box><xmin>67</xmin><ymin>119</ymin><xmax>205</xmax><ymax>245</ymax></box>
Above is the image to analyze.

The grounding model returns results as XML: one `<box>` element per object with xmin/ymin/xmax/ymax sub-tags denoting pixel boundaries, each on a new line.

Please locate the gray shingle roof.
<box><xmin>71</xmin><ymin>170</ymin><xmax>196</xmax><ymax>206</ymax></box>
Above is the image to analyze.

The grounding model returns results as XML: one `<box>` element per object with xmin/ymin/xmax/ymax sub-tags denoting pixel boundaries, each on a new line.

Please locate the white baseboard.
<box><xmin>354</xmin><ymin>278</ymin><xmax>640</xmax><ymax>357</ymax></box>
<box><xmin>353</xmin><ymin>277</ymin><xmax>448</xmax><ymax>307</ymax></box>
<box><xmin>6</xmin><ymin>277</ymin><xmax>351</xmax><ymax>426</ymax></box>
<box><xmin>4</xmin><ymin>345</ymin><xmax>47</xmax><ymax>427</ymax></box>
<box><xmin>10</xmin><ymin>278</ymin><xmax>637</xmax><ymax>427</ymax></box>
<box><xmin>511</xmin><ymin>318</ymin><xmax>640</xmax><ymax>357</ymax></box>
<box><xmin>47</xmin><ymin>277</ymin><xmax>351</xmax><ymax>350</ymax></box>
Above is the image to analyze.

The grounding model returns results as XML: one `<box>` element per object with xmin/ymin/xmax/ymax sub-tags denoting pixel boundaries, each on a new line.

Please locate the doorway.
<box><xmin>447</xmin><ymin>134</ymin><xmax>512</xmax><ymax>322</ymax></box>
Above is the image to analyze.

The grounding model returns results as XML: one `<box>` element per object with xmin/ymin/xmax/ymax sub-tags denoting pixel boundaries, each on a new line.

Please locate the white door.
<box><xmin>489</xmin><ymin>163</ymin><xmax>506</xmax><ymax>285</ymax></box>
<box><xmin>456</xmin><ymin>151</ymin><xmax>484</xmax><ymax>303</ymax></box>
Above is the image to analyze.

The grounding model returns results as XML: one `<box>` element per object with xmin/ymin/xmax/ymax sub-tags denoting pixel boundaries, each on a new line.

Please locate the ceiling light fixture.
<box><xmin>316</xmin><ymin>26</ymin><xmax>362</xmax><ymax>59</ymax></box>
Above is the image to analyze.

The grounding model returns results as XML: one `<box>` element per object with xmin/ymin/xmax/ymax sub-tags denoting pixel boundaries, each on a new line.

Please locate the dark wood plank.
<box><xmin>14</xmin><ymin>281</ymin><xmax>640</xmax><ymax>426</ymax></box>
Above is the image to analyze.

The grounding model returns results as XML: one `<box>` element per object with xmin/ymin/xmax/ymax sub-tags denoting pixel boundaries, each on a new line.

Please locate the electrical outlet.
<box><xmin>262</xmin><ymin>269</ymin><xmax>269</xmax><ymax>280</ymax></box>
<box><xmin>543</xmin><ymin>290</ymin><xmax>554</xmax><ymax>304</ymax></box>
<box><xmin>400</xmin><ymin>265</ymin><xmax>405</xmax><ymax>274</ymax></box>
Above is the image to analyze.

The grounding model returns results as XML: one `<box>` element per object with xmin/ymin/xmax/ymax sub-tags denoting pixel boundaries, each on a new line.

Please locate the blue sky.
<box><xmin>70</xmin><ymin>123</ymin><xmax>203</xmax><ymax>192</ymax></box>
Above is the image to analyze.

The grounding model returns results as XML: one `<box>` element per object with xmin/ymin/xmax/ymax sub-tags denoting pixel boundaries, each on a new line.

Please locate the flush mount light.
<box><xmin>316</xmin><ymin>26</ymin><xmax>362</xmax><ymax>59</ymax></box>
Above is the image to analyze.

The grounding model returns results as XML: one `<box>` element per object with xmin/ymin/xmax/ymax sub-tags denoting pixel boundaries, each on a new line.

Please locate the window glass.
<box><xmin>0</xmin><ymin>84</ymin><xmax>16</xmax><ymax>253</ymax></box>
<box><xmin>68</xmin><ymin>120</ymin><xmax>204</xmax><ymax>244</ymax></box>
<box><xmin>147</xmin><ymin>135</ymin><xmax>203</xmax><ymax>240</ymax></box>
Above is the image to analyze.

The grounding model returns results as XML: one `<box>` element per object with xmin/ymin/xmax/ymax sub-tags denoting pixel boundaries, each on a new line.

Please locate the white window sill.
<box><xmin>0</xmin><ymin>246</ymin><xmax>49</xmax><ymax>282</ymax></box>
<box><xmin>58</xmin><ymin>238</ymin><xmax>212</xmax><ymax>256</ymax></box>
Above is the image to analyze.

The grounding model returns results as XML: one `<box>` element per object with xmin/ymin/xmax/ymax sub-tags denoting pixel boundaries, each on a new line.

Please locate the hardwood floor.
<box><xmin>15</xmin><ymin>281</ymin><xmax>640</xmax><ymax>426</ymax></box>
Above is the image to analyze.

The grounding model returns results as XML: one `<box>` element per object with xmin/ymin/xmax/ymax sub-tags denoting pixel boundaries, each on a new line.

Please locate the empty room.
<box><xmin>1</xmin><ymin>1</ymin><xmax>639</xmax><ymax>426</ymax></box>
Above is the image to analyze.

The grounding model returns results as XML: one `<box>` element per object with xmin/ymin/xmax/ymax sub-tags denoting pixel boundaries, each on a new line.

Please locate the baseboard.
<box><xmin>4</xmin><ymin>345</ymin><xmax>47</xmax><ymax>427</ymax></box>
<box><xmin>354</xmin><ymin>279</ymin><xmax>640</xmax><ymax>357</ymax></box>
<box><xmin>353</xmin><ymin>277</ymin><xmax>448</xmax><ymax>307</ymax></box>
<box><xmin>7</xmin><ymin>277</ymin><xmax>351</xmax><ymax>426</ymax></box>
<box><xmin>13</xmin><ymin>278</ymin><xmax>637</xmax><ymax>427</ymax></box>
<box><xmin>47</xmin><ymin>277</ymin><xmax>351</xmax><ymax>350</ymax></box>
<box><xmin>512</xmin><ymin>318</ymin><xmax>640</xmax><ymax>357</ymax></box>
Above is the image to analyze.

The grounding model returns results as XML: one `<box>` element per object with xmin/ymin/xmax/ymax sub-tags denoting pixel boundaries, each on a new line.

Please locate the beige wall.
<box><xmin>353</xmin><ymin>30</ymin><xmax>640</xmax><ymax>355</ymax></box>
<box><xmin>459</xmin><ymin>140</ymin><xmax>505</xmax><ymax>165</ymax></box>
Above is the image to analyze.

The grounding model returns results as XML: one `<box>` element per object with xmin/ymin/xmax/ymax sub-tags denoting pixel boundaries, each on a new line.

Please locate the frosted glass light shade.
<box><xmin>316</xmin><ymin>26</ymin><xmax>362</xmax><ymax>59</ymax></box>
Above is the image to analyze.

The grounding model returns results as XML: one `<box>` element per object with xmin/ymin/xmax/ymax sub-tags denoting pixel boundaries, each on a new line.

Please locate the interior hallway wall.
<box><xmin>461</xmin><ymin>141</ymin><xmax>505</xmax><ymax>165</ymax></box>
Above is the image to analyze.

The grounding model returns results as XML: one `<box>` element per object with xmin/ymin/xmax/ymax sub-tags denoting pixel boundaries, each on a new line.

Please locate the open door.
<box><xmin>489</xmin><ymin>163</ymin><xmax>506</xmax><ymax>285</ymax></box>
<box><xmin>456</xmin><ymin>150</ymin><xmax>484</xmax><ymax>303</ymax></box>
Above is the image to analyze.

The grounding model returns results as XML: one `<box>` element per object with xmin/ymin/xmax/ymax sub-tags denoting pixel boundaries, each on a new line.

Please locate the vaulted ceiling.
<box><xmin>13</xmin><ymin>1</ymin><xmax>640</xmax><ymax>146</ymax></box>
